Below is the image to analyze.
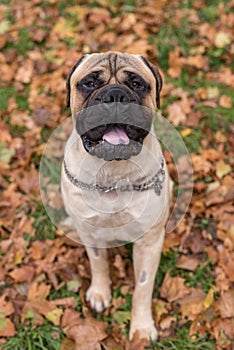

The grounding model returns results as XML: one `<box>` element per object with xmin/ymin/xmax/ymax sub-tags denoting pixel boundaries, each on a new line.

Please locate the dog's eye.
<box><xmin>131</xmin><ymin>81</ymin><xmax>144</xmax><ymax>90</ymax></box>
<box><xmin>83</xmin><ymin>81</ymin><xmax>96</xmax><ymax>89</ymax></box>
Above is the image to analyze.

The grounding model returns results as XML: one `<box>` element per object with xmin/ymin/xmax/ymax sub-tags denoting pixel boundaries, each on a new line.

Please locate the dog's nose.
<box><xmin>100</xmin><ymin>86</ymin><xmax>132</xmax><ymax>103</ymax></box>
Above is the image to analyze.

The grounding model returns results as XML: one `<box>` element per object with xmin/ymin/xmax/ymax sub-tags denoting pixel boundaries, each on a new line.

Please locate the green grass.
<box><xmin>14</xmin><ymin>27</ymin><xmax>35</xmax><ymax>54</ymax></box>
<box><xmin>151</xmin><ymin>327</ymin><xmax>215</xmax><ymax>349</ymax></box>
<box><xmin>0</xmin><ymin>87</ymin><xmax>29</xmax><ymax>112</ymax></box>
<box><xmin>1</xmin><ymin>322</ymin><xmax>64</xmax><ymax>350</ymax></box>
<box><xmin>29</xmin><ymin>202</ymin><xmax>56</xmax><ymax>241</ymax></box>
<box><xmin>48</xmin><ymin>286</ymin><xmax>83</xmax><ymax>312</ymax></box>
<box><xmin>154</xmin><ymin>250</ymin><xmax>215</xmax><ymax>295</ymax></box>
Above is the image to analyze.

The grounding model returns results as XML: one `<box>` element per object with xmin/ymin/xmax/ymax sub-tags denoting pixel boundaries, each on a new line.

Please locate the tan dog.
<box><xmin>61</xmin><ymin>52</ymin><xmax>171</xmax><ymax>341</ymax></box>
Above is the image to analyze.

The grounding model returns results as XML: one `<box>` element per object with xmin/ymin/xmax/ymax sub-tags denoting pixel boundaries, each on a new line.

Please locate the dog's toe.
<box><xmin>86</xmin><ymin>286</ymin><xmax>111</xmax><ymax>313</ymax></box>
<box><xmin>130</xmin><ymin>321</ymin><xmax>158</xmax><ymax>342</ymax></box>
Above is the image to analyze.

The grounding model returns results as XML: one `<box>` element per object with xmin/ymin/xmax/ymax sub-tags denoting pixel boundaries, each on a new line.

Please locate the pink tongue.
<box><xmin>103</xmin><ymin>126</ymin><xmax>130</xmax><ymax>145</ymax></box>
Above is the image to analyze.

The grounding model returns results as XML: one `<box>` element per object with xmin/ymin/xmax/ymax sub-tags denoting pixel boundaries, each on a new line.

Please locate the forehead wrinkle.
<box><xmin>70</xmin><ymin>53</ymin><xmax>156</xmax><ymax>90</ymax></box>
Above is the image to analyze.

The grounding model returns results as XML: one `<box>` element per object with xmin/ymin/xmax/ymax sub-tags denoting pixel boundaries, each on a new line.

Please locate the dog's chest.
<box><xmin>62</xmin><ymin>177</ymin><xmax>167</xmax><ymax>244</ymax></box>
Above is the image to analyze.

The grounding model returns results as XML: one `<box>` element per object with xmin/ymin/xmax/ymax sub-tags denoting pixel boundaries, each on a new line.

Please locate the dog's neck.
<box><xmin>64</xmin><ymin>127</ymin><xmax>162</xmax><ymax>187</ymax></box>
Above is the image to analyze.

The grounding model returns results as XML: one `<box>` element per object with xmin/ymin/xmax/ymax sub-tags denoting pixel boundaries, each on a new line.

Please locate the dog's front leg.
<box><xmin>85</xmin><ymin>246</ymin><xmax>112</xmax><ymax>313</ymax></box>
<box><xmin>130</xmin><ymin>228</ymin><xmax>165</xmax><ymax>342</ymax></box>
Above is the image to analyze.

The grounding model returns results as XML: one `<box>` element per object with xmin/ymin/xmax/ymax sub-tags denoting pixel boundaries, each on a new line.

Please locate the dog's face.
<box><xmin>66</xmin><ymin>52</ymin><xmax>162</xmax><ymax>161</ymax></box>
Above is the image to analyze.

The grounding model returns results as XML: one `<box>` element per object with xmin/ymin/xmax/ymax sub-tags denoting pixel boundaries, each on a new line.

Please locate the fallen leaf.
<box><xmin>0</xmin><ymin>295</ymin><xmax>15</xmax><ymax>317</ymax></box>
<box><xmin>168</xmin><ymin>48</ymin><xmax>185</xmax><ymax>78</ymax></box>
<box><xmin>64</xmin><ymin>317</ymin><xmax>107</xmax><ymax>350</ymax></box>
<box><xmin>113</xmin><ymin>310</ymin><xmax>131</xmax><ymax>324</ymax></box>
<box><xmin>15</xmin><ymin>60</ymin><xmax>34</xmax><ymax>84</ymax></box>
<box><xmin>180</xmin><ymin>128</ymin><xmax>192</xmax><ymax>137</ymax></box>
<box><xmin>16</xmin><ymin>166</ymin><xmax>39</xmax><ymax>194</ymax></box>
<box><xmin>154</xmin><ymin>299</ymin><xmax>168</xmax><ymax>323</ymax></box>
<box><xmin>215</xmin><ymin>290</ymin><xmax>234</xmax><ymax>318</ymax></box>
<box><xmin>211</xmin><ymin>318</ymin><xmax>234</xmax><ymax>345</ymax></box>
<box><xmin>126</xmin><ymin>331</ymin><xmax>149</xmax><ymax>350</ymax></box>
<box><xmin>167</xmin><ymin>102</ymin><xmax>186</xmax><ymax>126</ymax></box>
<box><xmin>215</xmin><ymin>160</ymin><xmax>231</xmax><ymax>179</ymax></box>
<box><xmin>214</xmin><ymin>32</ymin><xmax>231</xmax><ymax>48</ymax></box>
<box><xmin>0</xmin><ymin>317</ymin><xmax>16</xmax><ymax>337</ymax></box>
<box><xmin>160</xmin><ymin>316</ymin><xmax>177</xmax><ymax>330</ymax></box>
<box><xmin>9</xmin><ymin>265</ymin><xmax>35</xmax><ymax>283</ymax></box>
<box><xmin>101</xmin><ymin>336</ymin><xmax>125</xmax><ymax>350</ymax></box>
<box><xmin>46</xmin><ymin>308</ymin><xmax>63</xmax><ymax>326</ymax></box>
<box><xmin>177</xmin><ymin>288</ymin><xmax>206</xmax><ymax>321</ymax></box>
<box><xmin>203</xmin><ymin>286</ymin><xmax>216</xmax><ymax>309</ymax></box>
<box><xmin>176</xmin><ymin>255</ymin><xmax>199</xmax><ymax>271</ymax></box>
<box><xmin>0</xmin><ymin>142</ymin><xmax>15</xmax><ymax>164</ymax></box>
<box><xmin>219</xmin><ymin>95</ymin><xmax>232</xmax><ymax>108</ymax></box>
<box><xmin>206</xmin><ymin>181</ymin><xmax>220</xmax><ymax>193</ymax></box>
<box><xmin>113</xmin><ymin>254</ymin><xmax>126</xmax><ymax>278</ymax></box>
<box><xmin>61</xmin><ymin>338</ymin><xmax>76</xmax><ymax>350</ymax></box>
<box><xmin>160</xmin><ymin>271</ymin><xmax>191</xmax><ymax>302</ymax></box>
<box><xmin>28</xmin><ymin>282</ymin><xmax>51</xmax><ymax>302</ymax></box>
<box><xmin>0</xmin><ymin>20</ymin><xmax>10</xmax><ymax>34</ymax></box>
<box><xmin>67</xmin><ymin>280</ymin><xmax>81</xmax><ymax>293</ymax></box>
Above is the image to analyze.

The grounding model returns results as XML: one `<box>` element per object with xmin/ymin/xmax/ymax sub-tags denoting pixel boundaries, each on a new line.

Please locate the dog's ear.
<box><xmin>66</xmin><ymin>55</ymin><xmax>87</xmax><ymax>108</ymax></box>
<box><xmin>140</xmin><ymin>56</ymin><xmax>163</xmax><ymax>109</ymax></box>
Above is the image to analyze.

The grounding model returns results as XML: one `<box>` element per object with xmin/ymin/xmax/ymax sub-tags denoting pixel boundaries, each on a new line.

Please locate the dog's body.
<box><xmin>61</xmin><ymin>52</ymin><xmax>171</xmax><ymax>341</ymax></box>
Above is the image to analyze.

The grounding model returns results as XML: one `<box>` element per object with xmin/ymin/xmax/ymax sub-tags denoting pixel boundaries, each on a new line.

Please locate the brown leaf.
<box><xmin>61</xmin><ymin>309</ymin><xmax>81</xmax><ymax>329</ymax></box>
<box><xmin>177</xmin><ymin>288</ymin><xmax>206</xmax><ymax>321</ymax></box>
<box><xmin>176</xmin><ymin>255</ymin><xmax>200</xmax><ymax>271</ymax></box>
<box><xmin>206</xmin><ymin>184</ymin><xmax>234</xmax><ymax>207</ymax></box>
<box><xmin>211</xmin><ymin>318</ymin><xmax>234</xmax><ymax>344</ymax></box>
<box><xmin>61</xmin><ymin>338</ymin><xmax>76</xmax><ymax>350</ymax></box>
<box><xmin>64</xmin><ymin>316</ymin><xmax>107</xmax><ymax>349</ymax></box>
<box><xmin>113</xmin><ymin>254</ymin><xmax>126</xmax><ymax>278</ymax></box>
<box><xmin>168</xmin><ymin>48</ymin><xmax>185</xmax><ymax>78</ymax></box>
<box><xmin>102</xmin><ymin>336</ymin><xmax>125</xmax><ymax>350</ymax></box>
<box><xmin>167</xmin><ymin>102</ymin><xmax>186</xmax><ymax>126</ymax></box>
<box><xmin>0</xmin><ymin>317</ymin><xmax>16</xmax><ymax>337</ymax></box>
<box><xmin>0</xmin><ymin>295</ymin><xmax>15</xmax><ymax>317</ymax></box>
<box><xmin>219</xmin><ymin>95</ymin><xmax>232</xmax><ymax>108</ymax></box>
<box><xmin>15</xmin><ymin>59</ymin><xmax>34</xmax><ymax>84</ymax></box>
<box><xmin>0</xmin><ymin>63</ymin><xmax>15</xmax><ymax>82</ymax></box>
<box><xmin>215</xmin><ymin>290</ymin><xmax>234</xmax><ymax>318</ymax></box>
<box><xmin>126</xmin><ymin>331</ymin><xmax>149</xmax><ymax>350</ymax></box>
<box><xmin>160</xmin><ymin>271</ymin><xmax>190</xmax><ymax>302</ymax></box>
<box><xmin>160</xmin><ymin>316</ymin><xmax>177</xmax><ymax>330</ymax></box>
<box><xmin>218</xmin><ymin>249</ymin><xmax>234</xmax><ymax>283</ymax></box>
<box><xmin>163</xmin><ymin>233</ymin><xmax>181</xmax><ymax>253</ymax></box>
<box><xmin>28</xmin><ymin>282</ymin><xmax>51</xmax><ymax>302</ymax></box>
<box><xmin>9</xmin><ymin>265</ymin><xmax>35</xmax><ymax>283</ymax></box>
<box><xmin>16</xmin><ymin>166</ymin><xmax>39</xmax><ymax>194</ymax></box>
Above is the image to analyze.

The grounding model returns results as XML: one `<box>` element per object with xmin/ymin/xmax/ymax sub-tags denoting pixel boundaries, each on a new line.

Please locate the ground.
<box><xmin>0</xmin><ymin>0</ymin><xmax>233</xmax><ymax>349</ymax></box>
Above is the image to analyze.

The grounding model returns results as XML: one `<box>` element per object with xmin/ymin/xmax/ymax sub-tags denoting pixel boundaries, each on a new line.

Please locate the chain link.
<box><xmin>63</xmin><ymin>158</ymin><xmax>165</xmax><ymax>196</ymax></box>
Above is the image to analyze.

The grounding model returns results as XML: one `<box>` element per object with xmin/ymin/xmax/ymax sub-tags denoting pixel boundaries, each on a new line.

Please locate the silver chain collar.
<box><xmin>63</xmin><ymin>158</ymin><xmax>165</xmax><ymax>196</ymax></box>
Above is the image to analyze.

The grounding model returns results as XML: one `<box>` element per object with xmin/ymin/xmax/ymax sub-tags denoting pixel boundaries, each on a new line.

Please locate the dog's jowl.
<box><xmin>61</xmin><ymin>52</ymin><xmax>171</xmax><ymax>341</ymax></box>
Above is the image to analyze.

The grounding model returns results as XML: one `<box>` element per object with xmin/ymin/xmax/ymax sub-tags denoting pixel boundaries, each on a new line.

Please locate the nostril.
<box><xmin>120</xmin><ymin>95</ymin><xmax>126</xmax><ymax>102</ymax></box>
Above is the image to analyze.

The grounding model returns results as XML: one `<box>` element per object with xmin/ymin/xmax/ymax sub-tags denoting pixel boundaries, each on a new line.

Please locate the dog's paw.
<box><xmin>130</xmin><ymin>321</ymin><xmax>158</xmax><ymax>342</ymax></box>
<box><xmin>86</xmin><ymin>285</ymin><xmax>111</xmax><ymax>313</ymax></box>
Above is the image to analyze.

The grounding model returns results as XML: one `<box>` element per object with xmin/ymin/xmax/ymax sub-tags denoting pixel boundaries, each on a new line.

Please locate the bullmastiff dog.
<box><xmin>61</xmin><ymin>52</ymin><xmax>171</xmax><ymax>341</ymax></box>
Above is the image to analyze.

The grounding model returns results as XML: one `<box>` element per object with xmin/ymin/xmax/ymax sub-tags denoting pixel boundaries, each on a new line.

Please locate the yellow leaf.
<box><xmin>46</xmin><ymin>308</ymin><xmax>63</xmax><ymax>326</ymax></box>
<box><xmin>181</xmin><ymin>128</ymin><xmax>192</xmax><ymax>137</ymax></box>
<box><xmin>0</xmin><ymin>20</ymin><xmax>10</xmax><ymax>34</ymax></box>
<box><xmin>203</xmin><ymin>286</ymin><xmax>216</xmax><ymax>309</ymax></box>
<box><xmin>207</xmin><ymin>86</ymin><xmax>219</xmax><ymax>99</ymax></box>
<box><xmin>216</xmin><ymin>160</ymin><xmax>231</xmax><ymax>179</ymax></box>
<box><xmin>214</xmin><ymin>32</ymin><xmax>231</xmax><ymax>48</ymax></box>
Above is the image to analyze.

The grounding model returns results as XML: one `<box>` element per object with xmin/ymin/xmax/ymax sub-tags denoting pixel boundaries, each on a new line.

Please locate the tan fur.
<box><xmin>61</xmin><ymin>52</ymin><xmax>170</xmax><ymax>341</ymax></box>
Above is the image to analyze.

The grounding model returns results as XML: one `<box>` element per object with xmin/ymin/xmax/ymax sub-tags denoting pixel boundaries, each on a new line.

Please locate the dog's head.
<box><xmin>66</xmin><ymin>52</ymin><xmax>162</xmax><ymax>161</ymax></box>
